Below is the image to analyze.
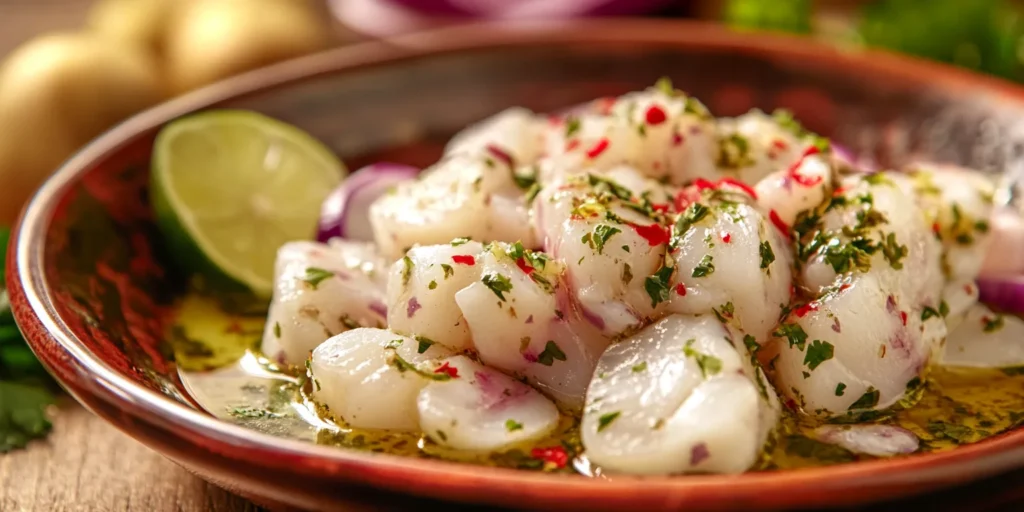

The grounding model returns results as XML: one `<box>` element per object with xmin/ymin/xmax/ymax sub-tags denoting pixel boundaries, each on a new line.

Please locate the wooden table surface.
<box><xmin>2</xmin><ymin>2</ymin><xmax>1024</xmax><ymax>512</ymax></box>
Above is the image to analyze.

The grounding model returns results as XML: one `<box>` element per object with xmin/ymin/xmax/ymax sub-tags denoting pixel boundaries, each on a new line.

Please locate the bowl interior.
<box><xmin>17</xmin><ymin>21</ymin><xmax>1024</xmax><ymax>510</ymax></box>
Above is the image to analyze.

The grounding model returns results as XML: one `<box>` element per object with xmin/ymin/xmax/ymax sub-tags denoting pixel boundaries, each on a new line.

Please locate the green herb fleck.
<box><xmin>691</xmin><ymin>254</ymin><xmax>715</xmax><ymax>278</ymax></box>
<box><xmin>621</xmin><ymin>263</ymin><xmax>633</xmax><ymax>284</ymax></box>
<box><xmin>273</xmin><ymin>322</ymin><xmax>281</xmax><ymax>338</ymax></box>
<box><xmin>848</xmin><ymin>387</ymin><xmax>880</xmax><ymax>410</ymax></box>
<box><xmin>835</xmin><ymin>382</ymin><xmax>847</xmax><ymax>396</ymax></box>
<box><xmin>759</xmin><ymin>240</ymin><xmax>775</xmax><ymax>270</ymax></box>
<box><xmin>441</xmin><ymin>264</ymin><xmax>454</xmax><ymax>279</ymax></box>
<box><xmin>451</xmin><ymin>237</ymin><xmax>471</xmax><ymax>246</ymax></box>
<box><xmin>684</xmin><ymin>339</ymin><xmax>723</xmax><ymax>377</ymax></box>
<box><xmin>565</xmin><ymin>117</ymin><xmax>581</xmax><ymax>138</ymax></box>
<box><xmin>597</xmin><ymin>411</ymin><xmax>621</xmax><ymax>432</ymax></box>
<box><xmin>631</xmin><ymin>361</ymin><xmax>648</xmax><ymax>373</ymax></box>
<box><xmin>921</xmin><ymin>306</ymin><xmax>940</xmax><ymax>321</ymax></box>
<box><xmin>482</xmin><ymin>273</ymin><xmax>513</xmax><ymax>301</ymax></box>
<box><xmin>303</xmin><ymin>267</ymin><xmax>335</xmax><ymax>290</ymax></box>
<box><xmin>590</xmin><ymin>225</ymin><xmax>621</xmax><ymax>254</ymax></box>
<box><xmin>505</xmin><ymin>419</ymin><xmax>524</xmax><ymax>432</ymax></box>
<box><xmin>415</xmin><ymin>336</ymin><xmax>436</xmax><ymax>354</ymax></box>
<box><xmin>537</xmin><ymin>341</ymin><xmax>567</xmax><ymax>366</ymax></box>
<box><xmin>803</xmin><ymin>340</ymin><xmax>834</xmax><ymax>371</ymax></box>
<box><xmin>983</xmin><ymin>315</ymin><xmax>1005</xmax><ymax>333</ymax></box>
<box><xmin>774</xmin><ymin>323</ymin><xmax>808</xmax><ymax>351</ymax></box>
<box><xmin>402</xmin><ymin>256</ymin><xmax>414</xmax><ymax>286</ymax></box>
<box><xmin>643</xmin><ymin>263</ymin><xmax>674</xmax><ymax>307</ymax></box>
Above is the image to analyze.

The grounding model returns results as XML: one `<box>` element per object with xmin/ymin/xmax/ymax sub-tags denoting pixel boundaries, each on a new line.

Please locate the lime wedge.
<box><xmin>151</xmin><ymin>110</ymin><xmax>344</xmax><ymax>298</ymax></box>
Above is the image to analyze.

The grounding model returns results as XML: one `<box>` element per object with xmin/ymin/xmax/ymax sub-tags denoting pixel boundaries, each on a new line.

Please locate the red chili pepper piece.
<box><xmin>485</xmin><ymin>144</ymin><xmax>514</xmax><ymax>167</ymax></box>
<box><xmin>786</xmin><ymin>146</ymin><xmax>823</xmax><ymax>187</ymax></box>
<box><xmin>452</xmin><ymin>255</ymin><xmax>476</xmax><ymax>265</ymax></box>
<box><xmin>721</xmin><ymin>232</ymin><xmax>732</xmax><ymax>243</ymax></box>
<box><xmin>900</xmin><ymin>311</ymin><xmax>908</xmax><ymax>326</ymax></box>
<box><xmin>645</xmin><ymin>105</ymin><xmax>667</xmax><ymax>125</ymax></box>
<box><xmin>772</xmin><ymin>139</ymin><xmax>789</xmax><ymax>150</ymax></box>
<box><xmin>531</xmin><ymin>446</ymin><xmax>569</xmax><ymax>469</ymax></box>
<box><xmin>693</xmin><ymin>178</ymin><xmax>716</xmax><ymax>191</ymax></box>
<box><xmin>434</xmin><ymin>362</ymin><xmax>459</xmax><ymax>378</ymax></box>
<box><xmin>672</xmin><ymin>132</ymin><xmax>684</xmax><ymax>146</ymax></box>
<box><xmin>516</xmin><ymin>257</ymin><xmax>534</xmax><ymax>275</ymax></box>
<box><xmin>651</xmin><ymin>203</ymin><xmax>672</xmax><ymax>214</ymax></box>
<box><xmin>675</xmin><ymin>283</ymin><xmax>687</xmax><ymax>296</ymax></box>
<box><xmin>769</xmin><ymin>210</ymin><xmax>791</xmax><ymax>239</ymax></box>
<box><xmin>932</xmin><ymin>222</ymin><xmax>941</xmax><ymax>234</ymax></box>
<box><xmin>631</xmin><ymin>223</ymin><xmax>670</xmax><ymax>246</ymax></box>
<box><xmin>586</xmin><ymin>138</ymin><xmax>610</xmax><ymax>159</ymax></box>
<box><xmin>794</xmin><ymin>302</ymin><xmax>818</xmax><ymax>318</ymax></box>
<box><xmin>717</xmin><ymin>177</ymin><xmax>758</xmax><ymax>199</ymax></box>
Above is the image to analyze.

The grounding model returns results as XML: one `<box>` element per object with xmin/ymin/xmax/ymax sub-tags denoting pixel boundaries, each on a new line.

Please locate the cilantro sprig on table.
<box><xmin>0</xmin><ymin>226</ymin><xmax>56</xmax><ymax>452</ymax></box>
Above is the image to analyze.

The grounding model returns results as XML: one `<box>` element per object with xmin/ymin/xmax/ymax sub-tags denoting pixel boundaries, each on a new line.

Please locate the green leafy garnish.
<box><xmin>441</xmin><ymin>264</ymin><xmax>454</xmax><ymax>279</ymax></box>
<box><xmin>848</xmin><ymin>387</ymin><xmax>880</xmax><ymax>410</ymax></box>
<box><xmin>835</xmin><ymin>382</ymin><xmax>847</xmax><ymax>396</ymax></box>
<box><xmin>302</xmin><ymin>267</ymin><xmax>335</xmax><ymax>289</ymax></box>
<box><xmin>759</xmin><ymin>240</ymin><xmax>775</xmax><ymax>270</ymax></box>
<box><xmin>683</xmin><ymin>339</ymin><xmax>723</xmax><ymax>377</ymax></box>
<box><xmin>631</xmin><ymin>361</ymin><xmax>648</xmax><ymax>373</ymax></box>
<box><xmin>450</xmin><ymin>237</ymin><xmax>471</xmax><ymax>246</ymax></box>
<box><xmin>537</xmin><ymin>341</ymin><xmax>567</xmax><ymax>366</ymax></box>
<box><xmin>402</xmin><ymin>256</ymin><xmax>414</xmax><ymax>285</ymax></box>
<box><xmin>774</xmin><ymin>323</ymin><xmax>808</xmax><ymax>351</ymax></box>
<box><xmin>643</xmin><ymin>263</ymin><xmax>674</xmax><ymax>307</ymax></box>
<box><xmin>921</xmin><ymin>306</ymin><xmax>940</xmax><ymax>321</ymax></box>
<box><xmin>803</xmin><ymin>340</ymin><xmax>835</xmax><ymax>371</ymax></box>
<box><xmin>482</xmin><ymin>273</ymin><xmax>513</xmax><ymax>301</ymax></box>
<box><xmin>691</xmin><ymin>255</ymin><xmax>715</xmax><ymax>278</ymax></box>
<box><xmin>589</xmin><ymin>225</ymin><xmax>621</xmax><ymax>254</ymax></box>
<box><xmin>597</xmin><ymin>411</ymin><xmax>621</xmax><ymax>432</ymax></box>
<box><xmin>415</xmin><ymin>336</ymin><xmax>437</xmax><ymax>354</ymax></box>
<box><xmin>505</xmin><ymin>419</ymin><xmax>524</xmax><ymax>432</ymax></box>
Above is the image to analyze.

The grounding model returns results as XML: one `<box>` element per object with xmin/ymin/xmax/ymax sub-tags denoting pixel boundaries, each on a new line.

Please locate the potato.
<box><xmin>86</xmin><ymin>0</ymin><xmax>179</xmax><ymax>57</ymax></box>
<box><xmin>0</xmin><ymin>32</ymin><xmax>164</xmax><ymax>223</ymax></box>
<box><xmin>165</xmin><ymin>0</ymin><xmax>332</xmax><ymax>94</ymax></box>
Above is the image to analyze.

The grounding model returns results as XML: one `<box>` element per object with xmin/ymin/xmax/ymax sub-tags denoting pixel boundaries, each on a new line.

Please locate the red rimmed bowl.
<box><xmin>8</xmin><ymin>19</ymin><xmax>1024</xmax><ymax>512</ymax></box>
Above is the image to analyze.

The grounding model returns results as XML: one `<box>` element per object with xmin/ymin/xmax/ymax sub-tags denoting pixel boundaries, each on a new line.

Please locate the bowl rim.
<box><xmin>13</xmin><ymin>18</ymin><xmax>1024</xmax><ymax>509</ymax></box>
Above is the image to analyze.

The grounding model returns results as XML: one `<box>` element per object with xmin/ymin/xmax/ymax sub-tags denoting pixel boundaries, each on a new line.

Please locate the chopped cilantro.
<box><xmin>302</xmin><ymin>267</ymin><xmax>334</xmax><ymax>289</ymax></box>
<box><xmin>643</xmin><ymin>263</ymin><xmax>674</xmax><ymax>307</ymax></box>
<box><xmin>505</xmin><ymin>419</ymin><xmax>524</xmax><ymax>432</ymax></box>
<box><xmin>684</xmin><ymin>339</ymin><xmax>723</xmax><ymax>377</ymax></box>
<box><xmin>672</xmin><ymin>203</ymin><xmax>710</xmax><ymax>246</ymax></box>
<box><xmin>273</xmin><ymin>322</ymin><xmax>281</xmax><ymax>338</ymax></box>
<box><xmin>428</xmin><ymin>280</ymin><xmax>438</xmax><ymax>290</ymax></box>
<box><xmin>441</xmin><ymin>264</ymin><xmax>454</xmax><ymax>279</ymax></box>
<box><xmin>691</xmin><ymin>254</ymin><xmax>715</xmax><ymax>277</ymax></box>
<box><xmin>927</xmin><ymin>421</ymin><xmax>974</xmax><ymax>444</ymax></box>
<box><xmin>716</xmin><ymin>133</ymin><xmax>752</xmax><ymax>169</ymax></box>
<box><xmin>848</xmin><ymin>387</ymin><xmax>880</xmax><ymax>410</ymax></box>
<box><xmin>482</xmin><ymin>273</ymin><xmax>513</xmax><ymax>301</ymax></box>
<box><xmin>880</xmin><ymin>232</ymin><xmax>908</xmax><ymax>269</ymax></box>
<box><xmin>512</xmin><ymin>166</ymin><xmax>537</xmax><ymax>190</ymax></box>
<box><xmin>537</xmin><ymin>341</ymin><xmax>567</xmax><ymax>366</ymax></box>
<box><xmin>590</xmin><ymin>225</ymin><xmax>621</xmax><ymax>254</ymax></box>
<box><xmin>621</xmin><ymin>263</ymin><xmax>633</xmax><ymax>284</ymax></box>
<box><xmin>384</xmin><ymin>348</ymin><xmax>452</xmax><ymax>381</ymax></box>
<box><xmin>835</xmin><ymin>382</ymin><xmax>847</xmax><ymax>396</ymax></box>
<box><xmin>742</xmin><ymin>334</ymin><xmax>759</xmax><ymax>354</ymax></box>
<box><xmin>415</xmin><ymin>336</ymin><xmax>436</xmax><ymax>354</ymax></box>
<box><xmin>228</xmin><ymin>406</ymin><xmax>285</xmax><ymax>419</ymax></box>
<box><xmin>597</xmin><ymin>411</ymin><xmax>621</xmax><ymax>432</ymax></box>
<box><xmin>774</xmin><ymin>323</ymin><xmax>808</xmax><ymax>351</ymax></box>
<box><xmin>525</xmin><ymin>183</ymin><xmax>542</xmax><ymax>204</ymax></box>
<box><xmin>587</xmin><ymin>174</ymin><xmax>634</xmax><ymax>202</ymax></box>
<box><xmin>939</xmin><ymin>300</ymin><xmax>950</xmax><ymax>317</ymax></box>
<box><xmin>451</xmin><ymin>237</ymin><xmax>471</xmax><ymax>246</ymax></box>
<box><xmin>921</xmin><ymin>306</ymin><xmax>940</xmax><ymax>321</ymax></box>
<box><xmin>654</xmin><ymin>76</ymin><xmax>675</xmax><ymax>96</ymax></box>
<box><xmin>631</xmin><ymin>361</ymin><xmax>648</xmax><ymax>373</ymax></box>
<box><xmin>759</xmin><ymin>240</ymin><xmax>775</xmax><ymax>270</ymax></box>
<box><xmin>565</xmin><ymin>117</ymin><xmax>581</xmax><ymax>138</ymax></box>
<box><xmin>803</xmin><ymin>340</ymin><xmax>834</xmax><ymax>371</ymax></box>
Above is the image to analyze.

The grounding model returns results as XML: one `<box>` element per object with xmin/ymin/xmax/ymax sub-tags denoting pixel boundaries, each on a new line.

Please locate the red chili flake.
<box><xmin>794</xmin><ymin>302</ymin><xmax>818</xmax><ymax>317</ymax></box>
<box><xmin>586</xmin><ymin>138</ymin><xmax>610</xmax><ymax>159</ymax></box>
<box><xmin>832</xmin><ymin>186</ymin><xmax>847</xmax><ymax>197</ymax></box>
<box><xmin>900</xmin><ymin>311</ymin><xmax>908</xmax><ymax>326</ymax></box>
<box><xmin>839</xmin><ymin>283</ymin><xmax>852</xmax><ymax>292</ymax></box>
<box><xmin>565</xmin><ymin>139</ymin><xmax>580</xmax><ymax>152</ymax></box>
<box><xmin>596</xmin><ymin>97</ymin><xmax>616</xmax><ymax>115</ymax></box>
<box><xmin>771</xmin><ymin>139</ymin><xmax>789</xmax><ymax>151</ymax></box>
<box><xmin>672</xmin><ymin>132</ymin><xmax>684</xmax><ymax>146</ymax></box>
<box><xmin>485</xmin><ymin>144</ymin><xmax>513</xmax><ymax>167</ymax></box>
<box><xmin>786</xmin><ymin>146</ymin><xmax>824</xmax><ymax>187</ymax></box>
<box><xmin>716</xmin><ymin>177</ymin><xmax>758</xmax><ymax>199</ymax></box>
<box><xmin>645</xmin><ymin>105</ymin><xmax>667</xmax><ymax>125</ymax></box>
<box><xmin>721</xmin><ymin>232</ymin><xmax>732</xmax><ymax>243</ymax></box>
<box><xmin>452</xmin><ymin>255</ymin><xmax>476</xmax><ymax>265</ymax></box>
<box><xmin>932</xmin><ymin>222</ymin><xmax>941</xmax><ymax>234</ymax></box>
<box><xmin>434</xmin><ymin>362</ymin><xmax>459</xmax><ymax>378</ymax></box>
<box><xmin>516</xmin><ymin>257</ymin><xmax>535</xmax><ymax>275</ymax></box>
<box><xmin>675</xmin><ymin>283</ymin><xmax>687</xmax><ymax>296</ymax></box>
<box><xmin>693</xmin><ymin>178</ymin><xmax>716</xmax><ymax>191</ymax></box>
<box><xmin>531</xmin><ymin>446</ymin><xmax>569</xmax><ymax>469</ymax></box>
<box><xmin>769</xmin><ymin>210</ymin><xmax>791</xmax><ymax>239</ymax></box>
<box><xmin>631</xmin><ymin>223</ymin><xmax>671</xmax><ymax>246</ymax></box>
<box><xmin>964</xmin><ymin>284</ymin><xmax>974</xmax><ymax>294</ymax></box>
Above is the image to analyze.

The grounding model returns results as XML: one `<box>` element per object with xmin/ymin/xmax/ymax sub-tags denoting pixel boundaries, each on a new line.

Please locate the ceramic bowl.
<box><xmin>9</xmin><ymin>19</ymin><xmax>1024</xmax><ymax>512</ymax></box>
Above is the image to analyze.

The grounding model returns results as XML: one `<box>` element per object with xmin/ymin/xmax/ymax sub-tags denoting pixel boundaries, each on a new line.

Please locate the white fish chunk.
<box><xmin>445</xmin><ymin>107</ymin><xmax>546</xmax><ymax>165</ymax></box>
<box><xmin>943</xmin><ymin>303</ymin><xmax>1024</xmax><ymax>368</ymax></box>
<box><xmin>385</xmin><ymin>240</ymin><xmax>485</xmax><ymax>352</ymax></box>
<box><xmin>418</xmin><ymin>355</ymin><xmax>560</xmax><ymax>452</ymax></box>
<box><xmin>309</xmin><ymin>328</ymin><xmax>453</xmax><ymax>431</ymax></box>
<box><xmin>581</xmin><ymin>314</ymin><xmax>778</xmax><ymax>475</ymax></box>
<box><xmin>261</xmin><ymin>241</ymin><xmax>387</xmax><ymax>366</ymax></box>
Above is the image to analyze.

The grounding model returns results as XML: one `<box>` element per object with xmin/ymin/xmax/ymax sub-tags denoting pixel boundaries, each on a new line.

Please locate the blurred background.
<box><xmin>2</xmin><ymin>0</ymin><xmax>1024</xmax><ymax>224</ymax></box>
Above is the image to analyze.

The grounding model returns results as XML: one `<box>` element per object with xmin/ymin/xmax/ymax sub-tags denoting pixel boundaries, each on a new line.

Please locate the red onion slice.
<box><xmin>977</xmin><ymin>277</ymin><xmax>1024</xmax><ymax>313</ymax></box>
<box><xmin>813</xmin><ymin>424</ymin><xmax>919</xmax><ymax>457</ymax></box>
<box><xmin>317</xmin><ymin>163</ymin><xmax>420</xmax><ymax>243</ymax></box>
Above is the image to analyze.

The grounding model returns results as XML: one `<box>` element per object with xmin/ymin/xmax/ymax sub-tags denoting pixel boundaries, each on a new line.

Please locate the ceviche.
<box><xmin>163</xmin><ymin>79</ymin><xmax>1024</xmax><ymax>476</ymax></box>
